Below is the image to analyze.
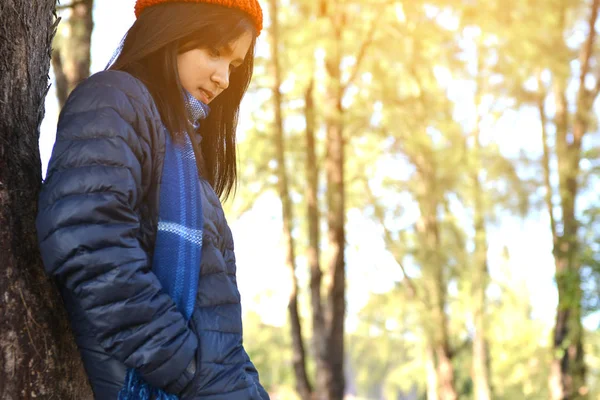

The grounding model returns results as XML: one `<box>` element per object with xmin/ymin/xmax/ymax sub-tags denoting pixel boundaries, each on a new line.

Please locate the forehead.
<box><xmin>220</xmin><ymin>31</ymin><xmax>253</xmax><ymax>60</ymax></box>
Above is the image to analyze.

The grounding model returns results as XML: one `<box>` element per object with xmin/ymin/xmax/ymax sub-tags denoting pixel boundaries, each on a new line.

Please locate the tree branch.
<box><xmin>363</xmin><ymin>180</ymin><xmax>423</xmax><ymax>304</ymax></box>
<box><xmin>580</xmin><ymin>0</ymin><xmax>599</xmax><ymax>93</ymax></box>
<box><xmin>341</xmin><ymin>2</ymin><xmax>393</xmax><ymax>93</ymax></box>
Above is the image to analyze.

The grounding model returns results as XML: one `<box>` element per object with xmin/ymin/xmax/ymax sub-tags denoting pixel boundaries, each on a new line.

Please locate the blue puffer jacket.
<box><xmin>36</xmin><ymin>70</ymin><xmax>269</xmax><ymax>400</ymax></box>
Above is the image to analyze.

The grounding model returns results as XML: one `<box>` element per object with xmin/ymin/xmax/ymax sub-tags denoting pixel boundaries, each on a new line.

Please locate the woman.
<box><xmin>36</xmin><ymin>1</ymin><xmax>269</xmax><ymax>399</ymax></box>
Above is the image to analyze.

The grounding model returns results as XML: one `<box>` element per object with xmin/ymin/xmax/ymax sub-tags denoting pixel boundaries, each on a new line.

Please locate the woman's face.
<box><xmin>177</xmin><ymin>31</ymin><xmax>253</xmax><ymax>104</ymax></box>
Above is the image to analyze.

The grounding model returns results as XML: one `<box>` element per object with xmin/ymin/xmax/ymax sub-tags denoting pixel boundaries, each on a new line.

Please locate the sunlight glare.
<box><xmin>395</xmin><ymin>3</ymin><xmax>406</xmax><ymax>23</ymax></box>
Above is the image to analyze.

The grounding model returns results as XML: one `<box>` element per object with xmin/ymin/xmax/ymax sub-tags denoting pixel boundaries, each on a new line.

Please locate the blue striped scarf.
<box><xmin>118</xmin><ymin>92</ymin><xmax>210</xmax><ymax>400</ymax></box>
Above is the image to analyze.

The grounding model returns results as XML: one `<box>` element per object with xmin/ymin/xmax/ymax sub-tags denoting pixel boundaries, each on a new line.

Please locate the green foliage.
<box><xmin>243</xmin><ymin>312</ymin><xmax>299</xmax><ymax>396</ymax></box>
<box><xmin>348</xmin><ymin>288</ymin><xmax>428</xmax><ymax>398</ymax></box>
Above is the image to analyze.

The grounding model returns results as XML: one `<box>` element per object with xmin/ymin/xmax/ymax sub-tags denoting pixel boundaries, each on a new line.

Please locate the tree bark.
<box><xmin>0</xmin><ymin>1</ymin><xmax>93</xmax><ymax>398</ymax></box>
<box><xmin>52</xmin><ymin>0</ymin><xmax>93</xmax><ymax>109</ymax></box>
<box><xmin>267</xmin><ymin>0</ymin><xmax>313</xmax><ymax>398</ymax></box>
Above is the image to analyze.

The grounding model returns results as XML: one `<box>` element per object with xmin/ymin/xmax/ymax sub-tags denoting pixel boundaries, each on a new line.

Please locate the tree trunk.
<box><xmin>472</xmin><ymin>313</ymin><xmax>491</xmax><ymax>400</ymax></box>
<box><xmin>0</xmin><ymin>1</ymin><xmax>93</xmax><ymax>398</ymax></box>
<box><xmin>305</xmin><ymin>1</ymin><xmax>383</xmax><ymax>396</ymax></box>
<box><xmin>305</xmin><ymin>76</ymin><xmax>328</xmax><ymax>400</ymax></box>
<box><xmin>538</xmin><ymin>76</ymin><xmax>565</xmax><ymax>400</ymax></box>
<box><xmin>471</xmin><ymin>129</ymin><xmax>492</xmax><ymax>400</ymax></box>
<box><xmin>416</xmin><ymin>178</ymin><xmax>457</xmax><ymax>400</ymax></box>
<box><xmin>548</xmin><ymin>78</ymin><xmax>588</xmax><ymax>400</ymax></box>
<box><xmin>321</xmin><ymin>17</ymin><xmax>346</xmax><ymax>400</ymax></box>
<box><xmin>466</xmin><ymin>46</ymin><xmax>493</xmax><ymax>400</ymax></box>
<box><xmin>267</xmin><ymin>0</ymin><xmax>312</xmax><ymax>398</ymax></box>
<box><xmin>547</xmin><ymin>1</ymin><xmax>599</xmax><ymax>395</ymax></box>
<box><xmin>472</xmin><ymin>224</ymin><xmax>491</xmax><ymax>400</ymax></box>
<box><xmin>549</xmin><ymin>77</ymin><xmax>587</xmax><ymax>400</ymax></box>
<box><xmin>435</xmin><ymin>344</ymin><xmax>457</xmax><ymax>400</ymax></box>
<box><xmin>432</xmin><ymin>279</ymin><xmax>456</xmax><ymax>400</ymax></box>
<box><xmin>52</xmin><ymin>0</ymin><xmax>93</xmax><ymax>109</ymax></box>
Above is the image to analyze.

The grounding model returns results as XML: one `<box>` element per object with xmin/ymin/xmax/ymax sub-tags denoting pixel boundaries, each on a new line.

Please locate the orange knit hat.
<box><xmin>134</xmin><ymin>0</ymin><xmax>263</xmax><ymax>34</ymax></box>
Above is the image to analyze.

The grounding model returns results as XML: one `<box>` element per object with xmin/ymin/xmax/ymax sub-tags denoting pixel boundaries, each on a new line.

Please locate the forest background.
<box><xmin>40</xmin><ymin>0</ymin><xmax>600</xmax><ymax>399</ymax></box>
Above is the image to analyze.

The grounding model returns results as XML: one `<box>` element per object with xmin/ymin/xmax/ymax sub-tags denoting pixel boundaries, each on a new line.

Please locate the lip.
<box><xmin>199</xmin><ymin>88</ymin><xmax>214</xmax><ymax>103</ymax></box>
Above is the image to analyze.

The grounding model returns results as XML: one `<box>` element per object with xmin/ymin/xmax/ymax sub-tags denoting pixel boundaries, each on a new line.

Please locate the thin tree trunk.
<box><xmin>549</xmin><ymin>77</ymin><xmax>587</xmax><ymax>400</ymax></box>
<box><xmin>52</xmin><ymin>0</ymin><xmax>93</xmax><ymax>109</ymax></box>
<box><xmin>0</xmin><ymin>1</ymin><xmax>93</xmax><ymax>398</ymax></box>
<box><xmin>537</xmin><ymin>76</ymin><xmax>556</xmax><ymax>247</ymax></box>
<box><xmin>416</xmin><ymin>179</ymin><xmax>457</xmax><ymax>400</ymax></box>
<box><xmin>547</xmin><ymin>2</ymin><xmax>599</xmax><ymax>396</ymax></box>
<box><xmin>267</xmin><ymin>0</ymin><xmax>312</xmax><ymax>398</ymax></box>
<box><xmin>322</xmin><ymin>17</ymin><xmax>346</xmax><ymax>400</ymax></box>
<box><xmin>537</xmin><ymin>82</ymin><xmax>561</xmax><ymax>392</ymax></box>
<box><xmin>432</xmin><ymin>274</ymin><xmax>456</xmax><ymax>400</ymax></box>
<box><xmin>309</xmin><ymin>2</ymin><xmax>383</xmax><ymax>396</ymax></box>
<box><xmin>471</xmin><ymin>196</ymin><xmax>492</xmax><ymax>400</ymax></box>
<box><xmin>305</xmin><ymin>76</ymin><xmax>327</xmax><ymax>400</ymax></box>
<box><xmin>471</xmin><ymin>112</ymin><xmax>492</xmax><ymax>400</ymax></box>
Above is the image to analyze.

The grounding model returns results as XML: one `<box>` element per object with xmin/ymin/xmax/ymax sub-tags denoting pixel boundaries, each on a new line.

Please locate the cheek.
<box><xmin>177</xmin><ymin>55</ymin><xmax>192</xmax><ymax>85</ymax></box>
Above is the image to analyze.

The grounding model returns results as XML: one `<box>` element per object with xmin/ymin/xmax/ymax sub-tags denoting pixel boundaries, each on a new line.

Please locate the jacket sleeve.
<box><xmin>36</xmin><ymin>73</ymin><xmax>196</xmax><ymax>394</ymax></box>
<box><xmin>242</xmin><ymin>348</ymin><xmax>270</xmax><ymax>400</ymax></box>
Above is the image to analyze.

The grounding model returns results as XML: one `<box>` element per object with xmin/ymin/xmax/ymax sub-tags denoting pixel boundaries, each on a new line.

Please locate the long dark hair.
<box><xmin>108</xmin><ymin>3</ymin><xmax>257</xmax><ymax>199</ymax></box>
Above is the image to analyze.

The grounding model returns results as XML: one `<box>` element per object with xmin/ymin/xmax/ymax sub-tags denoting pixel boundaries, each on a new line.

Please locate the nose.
<box><xmin>211</xmin><ymin>62</ymin><xmax>230</xmax><ymax>90</ymax></box>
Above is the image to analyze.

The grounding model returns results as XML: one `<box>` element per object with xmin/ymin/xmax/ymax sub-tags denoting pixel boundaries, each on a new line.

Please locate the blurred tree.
<box><xmin>0</xmin><ymin>0</ymin><xmax>93</xmax><ymax>398</ymax></box>
<box><xmin>52</xmin><ymin>0</ymin><xmax>93</xmax><ymax>109</ymax></box>
<box><xmin>255</xmin><ymin>0</ymin><xmax>394</xmax><ymax>398</ymax></box>
<box><xmin>266</xmin><ymin>0</ymin><xmax>312</xmax><ymax>397</ymax></box>
<box><xmin>466</xmin><ymin>49</ymin><xmax>493</xmax><ymax>400</ymax></box>
<box><xmin>304</xmin><ymin>72</ymin><xmax>325</xmax><ymax>400</ymax></box>
<box><xmin>350</xmin><ymin>3</ymin><xmax>535</xmax><ymax>399</ymax></box>
<box><xmin>362</xmin><ymin>101</ymin><xmax>464</xmax><ymax>400</ymax></box>
<box><xmin>454</xmin><ymin>27</ymin><xmax>529</xmax><ymax>400</ymax></box>
<box><xmin>319</xmin><ymin>3</ymin><xmax>347</xmax><ymax>398</ymax></box>
<box><xmin>455</xmin><ymin>0</ymin><xmax>599</xmax><ymax>397</ymax></box>
<box><xmin>412</xmin><ymin>151</ymin><xmax>459</xmax><ymax>400</ymax></box>
<box><xmin>313</xmin><ymin>1</ymin><xmax>389</xmax><ymax>397</ymax></box>
<box><xmin>535</xmin><ymin>1</ymin><xmax>598</xmax><ymax>397</ymax></box>
<box><xmin>357</xmin><ymin>4</ymin><xmax>465</xmax><ymax>397</ymax></box>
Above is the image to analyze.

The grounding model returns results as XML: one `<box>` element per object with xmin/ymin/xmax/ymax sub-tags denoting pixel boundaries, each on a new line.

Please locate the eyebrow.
<box><xmin>222</xmin><ymin>43</ymin><xmax>245</xmax><ymax>65</ymax></box>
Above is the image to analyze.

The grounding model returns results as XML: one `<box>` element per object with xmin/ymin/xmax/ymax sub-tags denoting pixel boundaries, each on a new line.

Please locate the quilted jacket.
<box><xmin>36</xmin><ymin>70</ymin><xmax>269</xmax><ymax>400</ymax></box>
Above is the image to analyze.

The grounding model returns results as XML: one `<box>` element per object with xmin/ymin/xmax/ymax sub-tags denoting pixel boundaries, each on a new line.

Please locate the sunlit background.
<box><xmin>41</xmin><ymin>0</ymin><xmax>600</xmax><ymax>399</ymax></box>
